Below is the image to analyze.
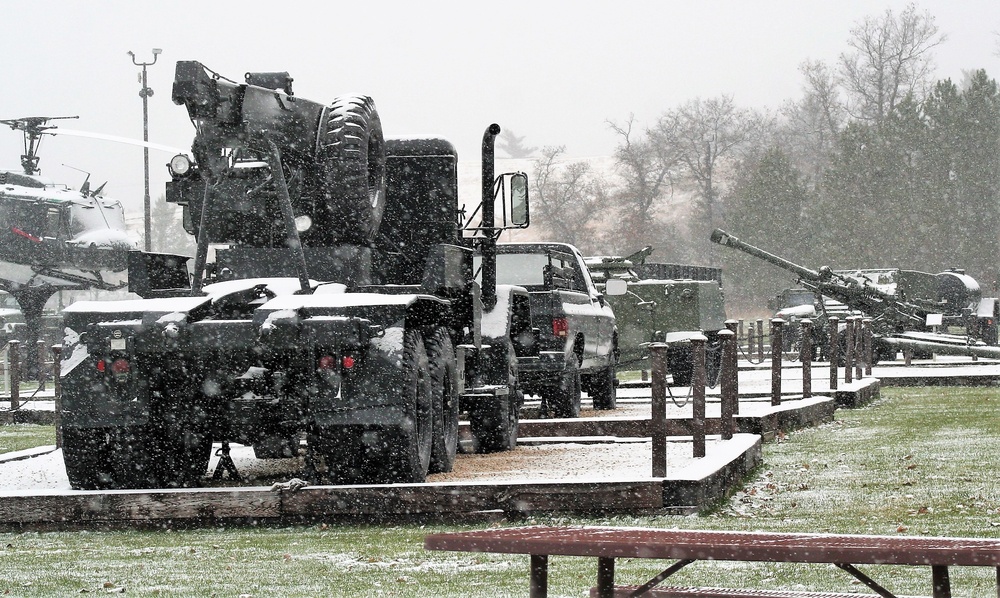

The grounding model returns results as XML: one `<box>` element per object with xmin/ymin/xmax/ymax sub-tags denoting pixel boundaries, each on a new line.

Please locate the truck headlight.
<box><xmin>168</xmin><ymin>154</ymin><xmax>193</xmax><ymax>177</ymax></box>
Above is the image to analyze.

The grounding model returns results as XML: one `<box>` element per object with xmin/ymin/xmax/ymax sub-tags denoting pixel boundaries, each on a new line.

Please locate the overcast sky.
<box><xmin>3</xmin><ymin>1</ymin><xmax>1000</xmax><ymax>214</ymax></box>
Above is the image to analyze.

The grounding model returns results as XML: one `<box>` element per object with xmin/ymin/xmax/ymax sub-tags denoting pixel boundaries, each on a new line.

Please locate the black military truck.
<box><xmin>58</xmin><ymin>62</ymin><xmax>532</xmax><ymax>489</ymax></box>
<box><xmin>483</xmin><ymin>243</ymin><xmax>618</xmax><ymax>417</ymax></box>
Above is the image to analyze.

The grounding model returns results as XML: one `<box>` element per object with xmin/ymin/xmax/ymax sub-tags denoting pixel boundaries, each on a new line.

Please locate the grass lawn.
<box><xmin>0</xmin><ymin>423</ymin><xmax>54</xmax><ymax>454</ymax></box>
<box><xmin>2</xmin><ymin>386</ymin><xmax>999</xmax><ymax>596</ymax></box>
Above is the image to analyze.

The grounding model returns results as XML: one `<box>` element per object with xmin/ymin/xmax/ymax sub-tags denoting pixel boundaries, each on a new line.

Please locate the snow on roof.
<box><xmin>63</xmin><ymin>296</ymin><xmax>211</xmax><ymax>314</ymax></box>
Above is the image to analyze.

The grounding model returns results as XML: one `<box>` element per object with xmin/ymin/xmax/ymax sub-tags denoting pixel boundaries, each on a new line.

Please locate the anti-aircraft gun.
<box><xmin>710</xmin><ymin>228</ymin><xmax>1000</xmax><ymax>361</ymax></box>
<box><xmin>58</xmin><ymin>61</ymin><xmax>533</xmax><ymax>490</ymax></box>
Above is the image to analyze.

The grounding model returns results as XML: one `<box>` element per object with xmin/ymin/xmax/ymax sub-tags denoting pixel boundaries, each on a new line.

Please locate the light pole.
<box><xmin>128</xmin><ymin>48</ymin><xmax>162</xmax><ymax>252</ymax></box>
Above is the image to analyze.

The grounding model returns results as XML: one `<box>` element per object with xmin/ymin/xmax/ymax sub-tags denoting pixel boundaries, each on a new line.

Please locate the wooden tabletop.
<box><xmin>424</xmin><ymin>526</ymin><xmax>1000</xmax><ymax>567</ymax></box>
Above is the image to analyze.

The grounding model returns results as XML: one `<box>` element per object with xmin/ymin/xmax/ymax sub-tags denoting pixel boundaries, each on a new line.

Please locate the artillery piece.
<box><xmin>710</xmin><ymin>228</ymin><xmax>1000</xmax><ymax>361</ymax></box>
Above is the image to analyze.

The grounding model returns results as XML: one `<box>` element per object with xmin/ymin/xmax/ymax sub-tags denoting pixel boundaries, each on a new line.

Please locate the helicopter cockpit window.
<box><xmin>45</xmin><ymin>207</ymin><xmax>63</xmax><ymax>239</ymax></box>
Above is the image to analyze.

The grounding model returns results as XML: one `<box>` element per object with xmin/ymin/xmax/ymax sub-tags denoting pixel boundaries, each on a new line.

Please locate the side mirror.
<box><xmin>605</xmin><ymin>278</ymin><xmax>628</xmax><ymax>296</ymax></box>
<box><xmin>501</xmin><ymin>172</ymin><xmax>530</xmax><ymax>228</ymax></box>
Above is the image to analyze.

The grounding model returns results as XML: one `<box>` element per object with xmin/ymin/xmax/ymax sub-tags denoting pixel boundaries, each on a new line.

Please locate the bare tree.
<box><xmin>651</xmin><ymin>96</ymin><xmax>765</xmax><ymax>239</ymax></box>
<box><xmin>530</xmin><ymin>146</ymin><xmax>607</xmax><ymax>251</ymax></box>
<box><xmin>779</xmin><ymin>59</ymin><xmax>847</xmax><ymax>189</ymax></box>
<box><xmin>838</xmin><ymin>3</ymin><xmax>945</xmax><ymax>127</ymax></box>
<box><xmin>606</xmin><ymin>115</ymin><xmax>679</xmax><ymax>252</ymax></box>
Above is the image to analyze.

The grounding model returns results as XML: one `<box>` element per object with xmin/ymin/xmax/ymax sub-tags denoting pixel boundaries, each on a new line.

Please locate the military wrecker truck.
<box><xmin>58</xmin><ymin>61</ymin><xmax>534</xmax><ymax>490</ymax></box>
<box><xmin>585</xmin><ymin>247</ymin><xmax>727</xmax><ymax>386</ymax></box>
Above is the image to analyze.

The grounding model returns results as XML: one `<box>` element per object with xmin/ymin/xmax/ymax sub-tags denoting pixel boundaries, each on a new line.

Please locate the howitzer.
<box><xmin>710</xmin><ymin>229</ymin><xmax>999</xmax><ymax>357</ymax></box>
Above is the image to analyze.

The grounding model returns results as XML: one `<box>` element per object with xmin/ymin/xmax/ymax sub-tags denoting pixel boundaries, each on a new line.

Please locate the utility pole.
<box><xmin>128</xmin><ymin>48</ymin><xmax>162</xmax><ymax>252</ymax></box>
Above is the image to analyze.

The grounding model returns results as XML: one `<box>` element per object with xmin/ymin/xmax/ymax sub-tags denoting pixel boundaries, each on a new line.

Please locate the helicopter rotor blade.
<box><xmin>40</xmin><ymin>127</ymin><xmax>185</xmax><ymax>155</ymax></box>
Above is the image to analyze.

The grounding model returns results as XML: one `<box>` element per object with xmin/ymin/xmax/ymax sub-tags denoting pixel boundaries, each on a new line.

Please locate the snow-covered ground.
<box><xmin>0</xmin><ymin>435</ymin><xmax>736</xmax><ymax>494</ymax></box>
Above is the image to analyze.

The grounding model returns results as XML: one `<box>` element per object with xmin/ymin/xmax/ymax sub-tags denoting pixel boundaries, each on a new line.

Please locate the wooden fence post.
<box><xmin>828</xmin><ymin>316</ymin><xmax>839</xmax><ymax>391</ymax></box>
<box><xmin>9</xmin><ymin>340</ymin><xmax>19</xmax><ymax>410</ymax></box>
<box><xmin>649</xmin><ymin>343</ymin><xmax>668</xmax><ymax>477</ymax></box>
<box><xmin>853</xmin><ymin>318</ymin><xmax>863</xmax><ymax>380</ymax></box>
<box><xmin>756</xmin><ymin>318</ymin><xmax>765</xmax><ymax>362</ymax></box>
<box><xmin>770</xmin><ymin>318</ymin><xmax>784</xmax><ymax>406</ymax></box>
<box><xmin>720</xmin><ymin>326</ymin><xmax>737</xmax><ymax>440</ymax></box>
<box><xmin>801</xmin><ymin>319</ymin><xmax>812</xmax><ymax>399</ymax></box>
<box><xmin>844</xmin><ymin>316</ymin><xmax>855</xmax><ymax>384</ymax></box>
<box><xmin>863</xmin><ymin>317</ymin><xmax>873</xmax><ymax>376</ymax></box>
<box><xmin>692</xmin><ymin>335</ymin><xmax>707</xmax><ymax>458</ymax></box>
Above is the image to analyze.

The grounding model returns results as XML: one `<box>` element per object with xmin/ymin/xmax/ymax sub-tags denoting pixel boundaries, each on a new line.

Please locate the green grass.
<box><xmin>0</xmin><ymin>423</ymin><xmax>54</xmax><ymax>454</ymax></box>
<box><xmin>2</xmin><ymin>387</ymin><xmax>1000</xmax><ymax>596</ymax></box>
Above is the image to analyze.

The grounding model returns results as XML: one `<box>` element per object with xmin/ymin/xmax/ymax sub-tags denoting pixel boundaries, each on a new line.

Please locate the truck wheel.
<box><xmin>318</xmin><ymin>95</ymin><xmax>387</xmax><ymax>246</ymax></box>
<box><xmin>470</xmin><ymin>392</ymin><xmax>520</xmax><ymax>453</ymax></box>
<box><xmin>426</xmin><ymin>328</ymin><xmax>459</xmax><ymax>474</ymax></box>
<box><xmin>548</xmin><ymin>361</ymin><xmax>582</xmax><ymax>418</ymax></box>
<box><xmin>380</xmin><ymin>328</ymin><xmax>433</xmax><ymax>483</ymax></box>
<box><xmin>470</xmin><ymin>341</ymin><xmax>521</xmax><ymax>453</ymax></box>
<box><xmin>155</xmin><ymin>428</ymin><xmax>213</xmax><ymax>488</ymax></box>
<box><xmin>590</xmin><ymin>366</ymin><xmax>617</xmax><ymax>410</ymax></box>
<box><xmin>706</xmin><ymin>334</ymin><xmax>724</xmax><ymax>385</ymax></box>
<box><xmin>62</xmin><ymin>427</ymin><xmax>119</xmax><ymax>489</ymax></box>
<box><xmin>309</xmin><ymin>427</ymin><xmax>364</xmax><ymax>484</ymax></box>
<box><xmin>667</xmin><ymin>346</ymin><xmax>693</xmax><ymax>386</ymax></box>
<box><xmin>62</xmin><ymin>426</ymin><xmax>166</xmax><ymax>489</ymax></box>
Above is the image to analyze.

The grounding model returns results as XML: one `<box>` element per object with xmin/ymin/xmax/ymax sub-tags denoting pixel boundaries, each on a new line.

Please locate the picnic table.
<box><xmin>423</xmin><ymin>525</ymin><xmax>1000</xmax><ymax>598</ymax></box>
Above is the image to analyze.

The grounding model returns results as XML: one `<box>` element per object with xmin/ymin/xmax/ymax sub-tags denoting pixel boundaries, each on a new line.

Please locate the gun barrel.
<box><xmin>710</xmin><ymin>229</ymin><xmax>821</xmax><ymax>281</ymax></box>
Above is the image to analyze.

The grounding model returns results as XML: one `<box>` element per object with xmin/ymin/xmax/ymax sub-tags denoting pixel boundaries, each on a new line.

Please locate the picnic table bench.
<box><xmin>423</xmin><ymin>526</ymin><xmax>1000</xmax><ymax>598</ymax></box>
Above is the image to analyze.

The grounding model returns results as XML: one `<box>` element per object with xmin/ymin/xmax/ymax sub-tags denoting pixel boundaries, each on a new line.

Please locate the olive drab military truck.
<box><xmin>586</xmin><ymin>247</ymin><xmax>727</xmax><ymax>386</ymax></box>
<box><xmin>58</xmin><ymin>61</ymin><xmax>532</xmax><ymax>490</ymax></box>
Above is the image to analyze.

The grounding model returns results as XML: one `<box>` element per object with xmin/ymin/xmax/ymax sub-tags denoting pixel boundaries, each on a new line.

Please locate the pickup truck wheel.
<box><xmin>317</xmin><ymin>95</ymin><xmax>387</xmax><ymax>246</ymax></box>
<box><xmin>548</xmin><ymin>362</ymin><xmax>581</xmax><ymax>418</ymax></box>
<box><xmin>590</xmin><ymin>366</ymin><xmax>617</xmax><ymax>410</ymax></box>
<box><xmin>426</xmin><ymin>328</ymin><xmax>459</xmax><ymax>474</ymax></box>
<box><xmin>380</xmin><ymin>328</ymin><xmax>433</xmax><ymax>483</ymax></box>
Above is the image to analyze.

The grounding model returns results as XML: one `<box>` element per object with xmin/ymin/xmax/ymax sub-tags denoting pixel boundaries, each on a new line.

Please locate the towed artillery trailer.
<box><xmin>585</xmin><ymin>247</ymin><xmax>727</xmax><ymax>386</ymax></box>
<box><xmin>710</xmin><ymin>228</ymin><xmax>1000</xmax><ymax>361</ymax></box>
<box><xmin>58</xmin><ymin>62</ymin><xmax>533</xmax><ymax>490</ymax></box>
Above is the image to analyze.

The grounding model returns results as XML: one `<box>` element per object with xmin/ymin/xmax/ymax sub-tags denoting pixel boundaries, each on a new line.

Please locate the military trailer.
<box><xmin>585</xmin><ymin>247</ymin><xmax>727</xmax><ymax>386</ymax></box>
<box><xmin>58</xmin><ymin>62</ymin><xmax>532</xmax><ymax>490</ymax></box>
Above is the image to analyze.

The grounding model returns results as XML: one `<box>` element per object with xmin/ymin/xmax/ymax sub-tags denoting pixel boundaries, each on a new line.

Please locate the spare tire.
<box><xmin>315</xmin><ymin>95</ymin><xmax>387</xmax><ymax>246</ymax></box>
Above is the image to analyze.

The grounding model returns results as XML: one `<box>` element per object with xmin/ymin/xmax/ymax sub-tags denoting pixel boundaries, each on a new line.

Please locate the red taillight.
<box><xmin>342</xmin><ymin>355</ymin><xmax>356</xmax><ymax>369</ymax></box>
<box><xmin>318</xmin><ymin>355</ymin><xmax>337</xmax><ymax>370</ymax></box>
<box><xmin>96</xmin><ymin>360</ymin><xmax>106</xmax><ymax>372</ymax></box>
<box><xmin>552</xmin><ymin>318</ymin><xmax>569</xmax><ymax>338</ymax></box>
<box><xmin>110</xmin><ymin>359</ymin><xmax>130</xmax><ymax>375</ymax></box>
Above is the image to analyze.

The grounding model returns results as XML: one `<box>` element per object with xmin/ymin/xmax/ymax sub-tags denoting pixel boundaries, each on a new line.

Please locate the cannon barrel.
<box><xmin>172</xmin><ymin>60</ymin><xmax>328</xmax><ymax>162</ymax></box>
<box><xmin>710</xmin><ymin>229</ymin><xmax>824</xmax><ymax>281</ymax></box>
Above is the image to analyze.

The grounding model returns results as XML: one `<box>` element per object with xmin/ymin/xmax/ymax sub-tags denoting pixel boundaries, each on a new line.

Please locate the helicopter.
<box><xmin>1</xmin><ymin>116</ymin><xmax>137</xmax><ymax>374</ymax></box>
